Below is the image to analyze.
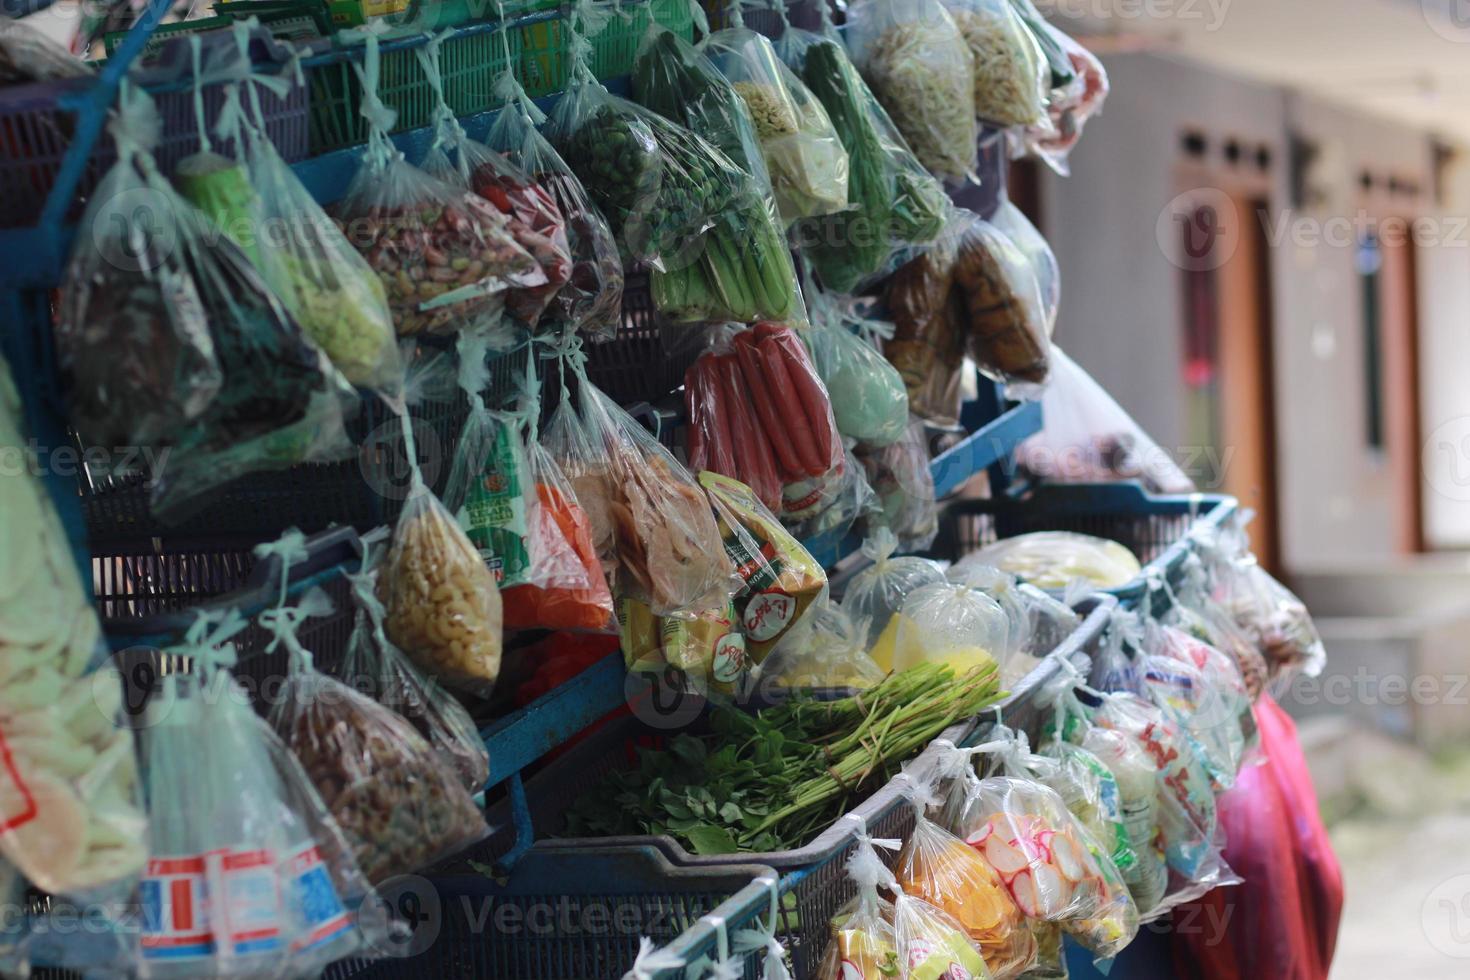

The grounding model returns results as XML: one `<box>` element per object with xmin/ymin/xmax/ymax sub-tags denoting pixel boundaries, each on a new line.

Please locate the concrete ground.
<box><xmin>1313</xmin><ymin>727</ymin><xmax>1470</xmax><ymax>979</ymax></box>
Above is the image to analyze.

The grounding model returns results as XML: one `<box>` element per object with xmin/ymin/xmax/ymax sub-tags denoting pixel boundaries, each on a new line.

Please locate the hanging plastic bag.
<box><xmin>0</xmin><ymin>15</ymin><xmax>90</xmax><ymax>84</ymax></box>
<box><xmin>1007</xmin><ymin>0</ymin><xmax>1076</xmax><ymax>92</ymax></box>
<box><xmin>779</xmin><ymin>9</ymin><xmax>949</xmax><ymax>291</ymax></box>
<box><xmin>1217</xmin><ymin>536</ymin><xmax>1328</xmax><ymax>687</ymax></box>
<box><xmin>548</xmin><ymin>35</ymin><xmax>749</xmax><ymax>271</ymax></box>
<box><xmin>845</xmin><ymin>0</ymin><xmax>979</xmax><ymax>183</ymax></box>
<box><xmin>333</xmin><ymin>36</ymin><xmax>543</xmax><ymax>339</ymax></box>
<box><xmin>263</xmin><ymin>589</ymin><xmax>488</xmax><ymax>884</ymax></box>
<box><xmin>804</xmin><ymin>289</ymin><xmax>909</xmax><ymax>446</ymax></box>
<box><xmin>416</xmin><ymin>35</ymin><xmax>572</xmax><ymax>330</ymax></box>
<box><xmin>629</xmin><ymin>19</ymin><xmax>805</xmax><ymax>326</ymax></box>
<box><xmin>947</xmin><ymin>564</ymin><xmax>1032</xmax><ymax>669</ymax></box>
<box><xmin>858</xmin><ymin>414</ymin><xmax>939</xmax><ymax>551</ymax></box>
<box><xmin>1020</xmin><ymin>24</ymin><xmax>1109</xmax><ymax>176</ymax></box>
<box><xmin>701</xmin><ymin>8</ymin><xmax>849</xmax><ymax>224</ymax></box>
<box><xmin>968</xmin><ymin>530</ymin><xmax>1142</xmax><ymax>592</ymax></box>
<box><xmin>552</xmin><ymin>351</ymin><xmax>737</xmax><ymax>616</ymax></box>
<box><xmin>485</xmin><ymin>69</ymin><xmax>624</xmax><ymax>339</ymax></box>
<box><xmin>620</xmin><ymin>593</ymin><xmax>751</xmax><ymax>697</ymax></box>
<box><xmin>990</xmin><ymin>201</ymin><xmax>1059</xmax><ymax>337</ymax></box>
<box><xmin>686</xmin><ymin>323</ymin><xmax>847</xmax><ymax>517</ymax></box>
<box><xmin>951</xmin><ymin>213</ymin><xmax>1051</xmax><ymax>387</ymax></box>
<box><xmin>785</xmin><ymin>445</ymin><xmax>885</xmax><ymax>543</ymax></box>
<box><xmin>702</xmin><ymin>472</ymin><xmax>827</xmax><ymax>662</ymax></box>
<box><xmin>938</xmin><ymin>0</ymin><xmax>1047</xmax><ymax>127</ymax></box>
<box><xmin>139</xmin><ymin>613</ymin><xmax>383</xmax><ymax>977</ymax></box>
<box><xmin>342</xmin><ymin>543</ymin><xmax>491</xmax><ymax>795</ymax></box>
<box><xmin>1017</xmin><ymin>346</ymin><xmax>1195</xmax><ymax>492</ymax></box>
<box><xmin>890</xmin><ymin>582</ymin><xmax>1010</xmax><ymax>675</ymax></box>
<box><xmin>379</xmin><ymin>461</ymin><xmax>504</xmax><ymax>696</ymax></box>
<box><xmin>883</xmin><ymin>212</ymin><xmax>968</xmax><ymax>426</ymax></box>
<box><xmin>842</xmin><ymin>528</ymin><xmax>947</xmax><ymax>651</ymax></box>
<box><xmin>895</xmin><ymin>787</ymin><xmax>1036</xmax><ymax>978</ymax></box>
<box><xmin>1169</xmin><ymin>694</ymin><xmax>1343</xmax><ymax>980</ymax></box>
<box><xmin>1169</xmin><ymin>554</ymin><xmax>1269</xmax><ymax>703</ymax></box>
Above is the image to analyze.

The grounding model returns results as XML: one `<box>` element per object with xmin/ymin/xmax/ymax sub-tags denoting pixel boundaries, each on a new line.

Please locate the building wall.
<box><xmin>1042</xmin><ymin>51</ymin><xmax>1461</xmax><ymax>571</ymax></box>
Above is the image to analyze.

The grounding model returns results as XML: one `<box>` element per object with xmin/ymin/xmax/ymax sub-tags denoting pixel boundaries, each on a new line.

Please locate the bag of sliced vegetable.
<box><xmin>701</xmin><ymin>3</ymin><xmax>849</xmax><ymax>225</ymax></box>
<box><xmin>262</xmin><ymin>587</ymin><xmax>488</xmax><ymax>886</ymax></box>
<box><xmin>485</xmin><ymin>69</ymin><xmax>624</xmax><ymax>340</ymax></box>
<box><xmin>895</xmin><ymin>781</ymin><xmax>1037</xmax><ymax>979</ymax></box>
<box><xmin>777</xmin><ymin>8</ymin><xmax>949</xmax><ymax>292</ymax></box>
<box><xmin>815</xmin><ymin>838</ymin><xmax>901</xmax><ymax>980</ymax></box>
<box><xmin>334</xmin><ymin>35</ymin><xmax>543</xmax><ymax>340</ymax></box>
<box><xmin>416</xmin><ymin>34</ymin><xmax>571</xmax><ymax>331</ymax></box>
<box><xmin>683</xmin><ymin>322</ymin><xmax>847</xmax><ymax>518</ymax></box>
<box><xmin>547</xmin><ymin>346</ymin><xmax>737</xmax><ymax>616</ymax></box>
<box><xmin>845</xmin><ymin>0</ymin><xmax>979</xmax><ymax>184</ymax></box>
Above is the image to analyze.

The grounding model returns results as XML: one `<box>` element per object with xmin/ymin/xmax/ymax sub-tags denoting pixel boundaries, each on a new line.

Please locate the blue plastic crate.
<box><xmin>931</xmin><ymin>483</ymin><xmax>1237</xmax><ymax>608</ymax></box>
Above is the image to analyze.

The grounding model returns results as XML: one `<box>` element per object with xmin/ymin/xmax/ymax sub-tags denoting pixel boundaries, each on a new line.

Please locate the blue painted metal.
<box><xmin>480</xmin><ymin>651</ymin><xmax>626</xmax><ymax>788</ymax></box>
<box><xmin>933</xmin><ymin>398</ymin><xmax>1042</xmax><ymax>499</ymax></box>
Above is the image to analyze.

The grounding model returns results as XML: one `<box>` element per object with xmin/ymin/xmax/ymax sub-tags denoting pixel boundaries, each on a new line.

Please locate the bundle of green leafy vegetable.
<box><xmin>563</xmin><ymin>662</ymin><xmax>1003</xmax><ymax>854</ymax></box>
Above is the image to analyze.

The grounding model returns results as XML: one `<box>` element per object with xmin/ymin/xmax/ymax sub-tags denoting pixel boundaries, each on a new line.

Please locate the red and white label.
<box><xmin>743</xmin><ymin>592</ymin><xmax>797</xmax><ymax>642</ymax></box>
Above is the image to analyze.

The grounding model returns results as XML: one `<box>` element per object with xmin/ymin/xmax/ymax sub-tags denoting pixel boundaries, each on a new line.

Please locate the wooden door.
<box><xmin>1378</xmin><ymin>227</ymin><xmax>1425</xmax><ymax>553</ymax></box>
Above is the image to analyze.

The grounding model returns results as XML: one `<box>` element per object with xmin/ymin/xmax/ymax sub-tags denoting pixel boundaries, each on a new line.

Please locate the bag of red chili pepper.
<box><xmin>333</xmin><ymin>36</ymin><xmax>543</xmax><ymax>340</ymax></box>
<box><xmin>485</xmin><ymin>66</ymin><xmax>624</xmax><ymax>341</ymax></box>
<box><xmin>683</xmin><ymin>321</ymin><xmax>846</xmax><ymax>520</ymax></box>
<box><xmin>417</xmin><ymin>36</ymin><xmax>572</xmax><ymax>331</ymax></box>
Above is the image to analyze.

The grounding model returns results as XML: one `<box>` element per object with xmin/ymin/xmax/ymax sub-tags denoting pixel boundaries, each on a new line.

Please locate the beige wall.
<box><xmin>1042</xmin><ymin>52</ymin><xmax>1467</xmax><ymax>571</ymax></box>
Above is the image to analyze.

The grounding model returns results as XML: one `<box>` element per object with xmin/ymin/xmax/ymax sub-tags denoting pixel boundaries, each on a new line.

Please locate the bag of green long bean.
<box><xmin>484</xmin><ymin>70</ymin><xmax>624</xmax><ymax>340</ymax></box>
<box><xmin>417</xmin><ymin>33</ymin><xmax>572</xmax><ymax>332</ymax></box>
<box><xmin>546</xmin><ymin>32</ymin><xmax>750</xmax><ymax>274</ymax></box>
<box><xmin>333</xmin><ymin>33</ymin><xmax>543</xmax><ymax>340</ymax></box>
<box><xmin>700</xmin><ymin>0</ymin><xmax>849</xmax><ymax>225</ymax></box>
<box><xmin>776</xmin><ymin>5</ymin><xmax>949</xmax><ymax>292</ymax></box>
<box><xmin>630</xmin><ymin>12</ymin><xmax>805</xmax><ymax>324</ymax></box>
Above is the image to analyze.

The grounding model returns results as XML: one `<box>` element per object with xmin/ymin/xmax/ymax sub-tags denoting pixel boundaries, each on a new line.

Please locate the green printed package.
<box><xmin>458</xmin><ymin>416</ymin><xmax>530</xmax><ymax>585</ymax></box>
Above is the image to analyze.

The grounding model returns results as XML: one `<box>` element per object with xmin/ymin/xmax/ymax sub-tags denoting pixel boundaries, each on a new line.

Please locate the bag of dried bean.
<box><xmin>333</xmin><ymin>35</ymin><xmax>543</xmax><ymax>340</ymax></box>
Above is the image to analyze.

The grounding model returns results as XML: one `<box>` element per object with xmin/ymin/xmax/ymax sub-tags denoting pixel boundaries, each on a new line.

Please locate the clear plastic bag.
<box><xmin>264</xmin><ymin>591</ymin><xmax>489</xmax><ymax>885</ymax></box>
<box><xmin>939</xmin><ymin>0</ymin><xmax>1046</xmax><ymax>127</ymax></box>
<box><xmin>968</xmin><ymin>531</ymin><xmax>1142</xmax><ymax>592</ymax></box>
<box><xmin>891</xmin><ymin>583</ymin><xmax>1010</xmax><ymax>675</ymax></box>
<box><xmin>701</xmin><ymin>21</ymin><xmax>850</xmax><ymax>224</ymax></box>
<box><xmin>1078</xmin><ymin>726</ymin><xmax>1168</xmax><ymax>918</ymax></box>
<box><xmin>342</xmin><ymin>555</ymin><xmax>491</xmax><ymax>795</ymax></box>
<box><xmin>554</xmin><ymin>358</ymin><xmax>736</xmax><ymax>616</ymax></box>
<box><xmin>0</xmin><ymin>15</ymin><xmax>90</xmax><ymax>84</ymax></box>
<box><xmin>334</xmin><ymin>37</ymin><xmax>543</xmax><ymax>338</ymax></box>
<box><xmin>804</xmin><ymin>289</ymin><xmax>909</xmax><ymax>446</ymax></box>
<box><xmin>484</xmin><ymin>71</ymin><xmax>624</xmax><ymax>339</ymax></box>
<box><xmin>845</xmin><ymin>0</ymin><xmax>979</xmax><ymax>184</ymax></box>
<box><xmin>858</xmin><ymin>414</ymin><xmax>939</xmax><ymax>552</ymax></box>
<box><xmin>702</xmin><ymin>472</ymin><xmax>827</xmax><ymax>663</ymax></box>
<box><xmin>139</xmin><ymin>617</ymin><xmax>386</xmax><ymax>977</ymax></box>
<box><xmin>1217</xmin><ymin>536</ymin><xmax>1328</xmax><ymax>687</ymax></box>
<box><xmin>1017</xmin><ymin>347</ymin><xmax>1195</xmax><ymax>492</ymax></box>
<box><xmin>620</xmin><ymin>594</ymin><xmax>751</xmax><ymax>696</ymax></box>
<box><xmin>893</xmin><ymin>889</ymin><xmax>994</xmax><ymax>980</ymax></box>
<box><xmin>548</xmin><ymin>39</ymin><xmax>751</xmax><ymax>272</ymax></box>
<box><xmin>947</xmin><ymin>563</ymin><xmax>1031</xmax><ymax>662</ymax></box>
<box><xmin>784</xmin><ymin>445</ymin><xmax>885</xmax><ymax>543</ymax></box>
<box><xmin>989</xmin><ymin>201</ymin><xmax>1058</xmax><ymax>337</ymax></box>
<box><xmin>378</xmin><ymin>480</ymin><xmax>504</xmax><ymax>696</ymax></box>
<box><xmin>896</xmin><ymin>793</ymin><xmax>1035</xmax><ymax>978</ymax></box>
<box><xmin>882</xmin><ymin>212</ymin><xmax>972</xmax><ymax>425</ymax></box>
<box><xmin>756</xmin><ymin>594</ymin><xmax>885</xmax><ymax>689</ymax></box>
<box><xmin>840</xmin><ymin>528</ymin><xmax>947</xmax><ymax>652</ymax></box>
<box><xmin>685</xmin><ymin>324</ymin><xmax>847</xmax><ymax>517</ymax></box>
<box><xmin>815</xmin><ymin>838</ymin><xmax>901</xmax><ymax>980</ymax></box>
<box><xmin>1170</xmin><ymin>555</ymin><xmax>1269</xmax><ymax>703</ymax></box>
<box><xmin>779</xmin><ymin>18</ymin><xmax>949</xmax><ymax>291</ymax></box>
<box><xmin>1020</xmin><ymin>23</ymin><xmax>1109</xmax><ymax>177</ymax></box>
<box><xmin>950</xmin><ymin>213</ymin><xmax>1050</xmax><ymax>387</ymax></box>
<box><xmin>1008</xmin><ymin>0</ymin><xmax>1076</xmax><ymax>91</ymax></box>
<box><xmin>1140</xmin><ymin>621</ymin><xmax>1251</xmax><ymax>790</ymax></box>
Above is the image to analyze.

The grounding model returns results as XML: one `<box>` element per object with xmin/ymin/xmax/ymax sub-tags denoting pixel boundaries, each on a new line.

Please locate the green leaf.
<box><xmin>719</xmin><ymin>801</ymin><xmax>744</xmax><ymax>823</ymax></box>
<box><xmin>685</xmin><ymin>824</ymin><xmax>740</xmax><ymax>855</ymax></box>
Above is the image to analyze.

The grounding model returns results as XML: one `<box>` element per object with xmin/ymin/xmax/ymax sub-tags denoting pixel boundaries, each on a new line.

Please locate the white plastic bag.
<box><xmin>1018</xmin><ymin>347</ymin><xmax>1196</xmax><ymax>492</ymax></box>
